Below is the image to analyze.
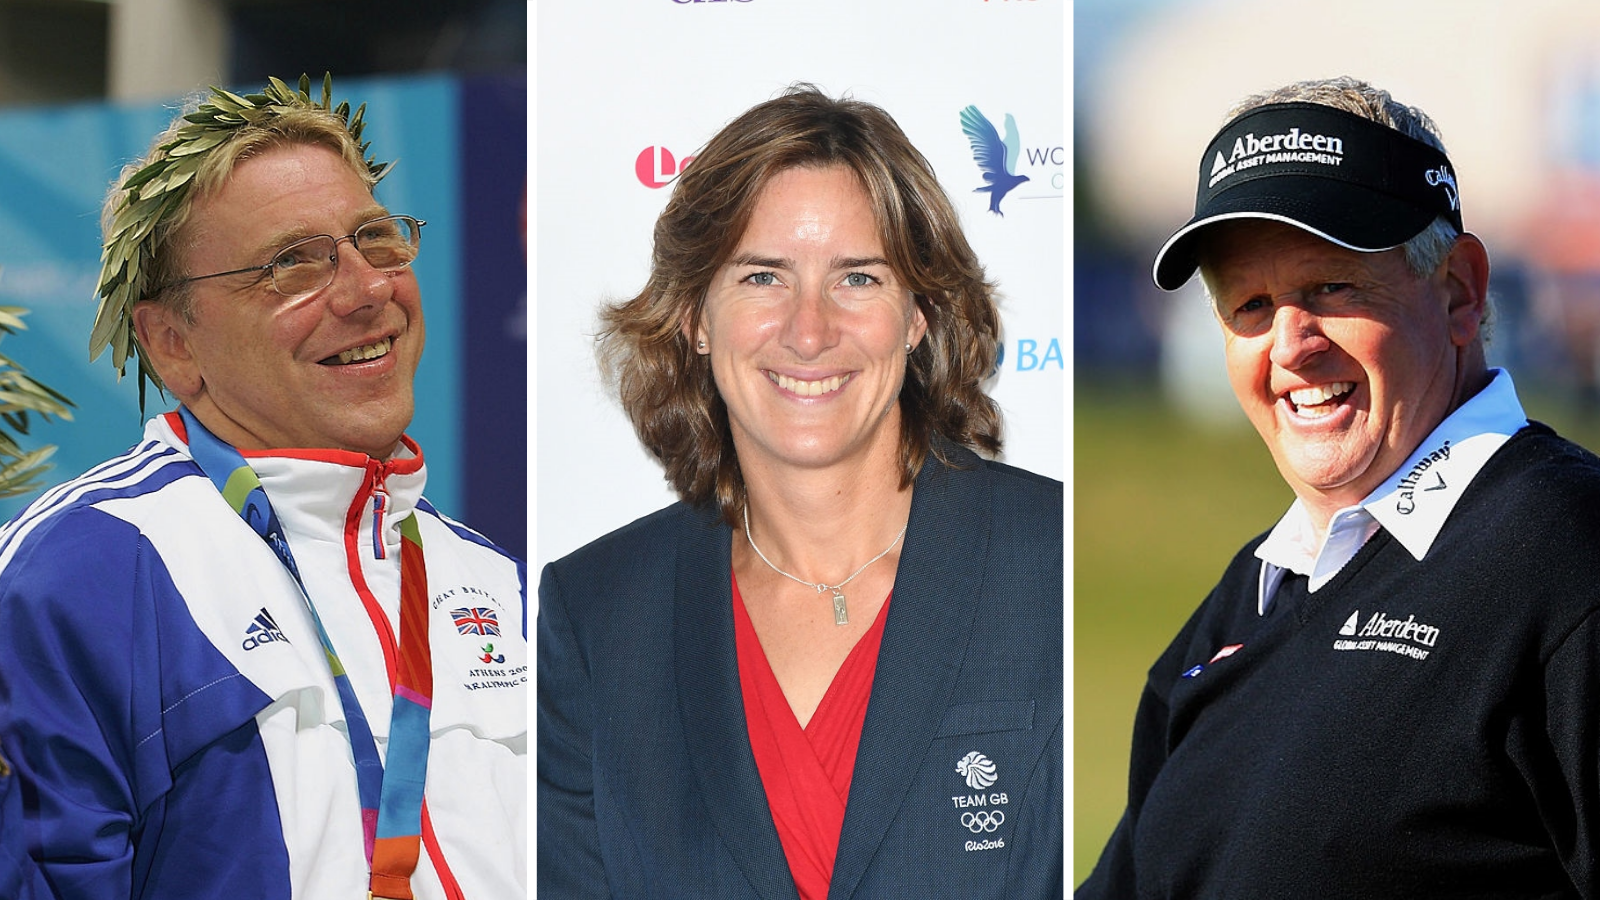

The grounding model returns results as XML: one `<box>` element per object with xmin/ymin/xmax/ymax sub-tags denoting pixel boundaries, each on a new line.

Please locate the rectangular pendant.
<box><xmin>831</xmin><ymin>589</ymin><xmax>849</xmax><ymax>626</ymax></box>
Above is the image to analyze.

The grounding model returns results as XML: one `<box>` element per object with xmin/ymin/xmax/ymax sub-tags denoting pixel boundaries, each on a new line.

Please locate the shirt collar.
<box><xmin>1254</xmin><ymin>368</ymin><xmax>1526</xmax><ymax>614</ymax></box>
<box><xmin>1359</xmin><ymin>367</ymin><xmax>1525</xmax><ymax>559</ymax></box>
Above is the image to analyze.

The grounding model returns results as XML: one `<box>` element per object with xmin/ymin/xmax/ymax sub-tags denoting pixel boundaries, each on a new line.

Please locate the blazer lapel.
<box><xmin>828</xmin><ymin>451</ymin><xmax>992</xmax><ymax>899</ymax></box>
<box><xmin>673</xmin><ymin>505</ymin><xmax>799</xmax><ymax>900</ymax></box>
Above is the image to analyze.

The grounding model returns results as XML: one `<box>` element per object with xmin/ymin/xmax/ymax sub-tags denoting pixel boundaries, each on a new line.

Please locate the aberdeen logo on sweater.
<box><xmin>1333</xmin><ymin>609</ymin><xmax>1440</xmax><ymax>660</ymax></box>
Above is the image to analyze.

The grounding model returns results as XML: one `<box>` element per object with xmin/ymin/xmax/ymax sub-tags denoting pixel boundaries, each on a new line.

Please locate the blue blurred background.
<box><xmin>1077</xmin><ymin>0</ymin><xmax>1600</xmax><ymax>404</ymax></box>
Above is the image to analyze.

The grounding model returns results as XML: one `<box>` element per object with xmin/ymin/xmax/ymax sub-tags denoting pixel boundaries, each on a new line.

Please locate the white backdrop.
<box><xmin>534</xmin><ymin>1</ymin><xmax>1065</xmax><ymax>569</ymax></box>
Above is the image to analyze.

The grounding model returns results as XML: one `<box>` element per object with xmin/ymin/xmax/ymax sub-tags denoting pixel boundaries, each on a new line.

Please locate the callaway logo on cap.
<box><xmin>1152</xmin><ymin>101</ymin><xmax>1464</xmax><ymax>291</ymax></box>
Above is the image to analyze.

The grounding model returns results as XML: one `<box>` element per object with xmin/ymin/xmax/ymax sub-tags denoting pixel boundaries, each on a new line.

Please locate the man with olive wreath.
<box><xmin>0</xmin><ymin>75</ymin><xmax>525</xmax><ymax>899</ymax></box>
<box><xmin>539</xmin><ymin>86</ymin><xmax>1063</xmax><ymax>899</ymax></box>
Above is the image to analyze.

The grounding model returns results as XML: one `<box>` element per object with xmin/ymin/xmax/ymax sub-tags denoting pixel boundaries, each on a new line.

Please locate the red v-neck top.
<box><xmin>733</xmin><ymin>575</ymin><xmax>892</xmax><ymax>900</ymax></box>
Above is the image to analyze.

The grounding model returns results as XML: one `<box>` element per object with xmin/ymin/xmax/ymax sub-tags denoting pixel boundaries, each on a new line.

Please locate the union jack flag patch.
<box><xmin>450</xmin><ymin>607</ymin><xmax>501</xmax><ymax>637</ymax></box>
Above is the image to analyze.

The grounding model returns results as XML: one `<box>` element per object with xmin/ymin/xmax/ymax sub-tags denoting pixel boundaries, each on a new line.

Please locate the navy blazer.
<box><xmin>538</xmin><ymin>446</ymin><xmax>1063</xmax><ymax>898</ymax></box>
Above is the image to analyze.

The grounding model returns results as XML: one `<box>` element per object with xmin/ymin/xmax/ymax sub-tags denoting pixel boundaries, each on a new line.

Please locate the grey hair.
<box><xmin>1227</xmin><ymin>75</ymin><xmax>1447</xmax><ymax>150</ymax></box>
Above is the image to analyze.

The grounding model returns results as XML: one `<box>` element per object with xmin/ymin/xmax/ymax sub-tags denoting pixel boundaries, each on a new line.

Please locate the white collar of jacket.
<box><xmin>152</xmin><ymin>410</ymin><xmax>428</xmax><ymax>564</ymax></box>
<box><xmin>1255</xmin><ymin>368</ymin><xmax>1527</xmax><ymax>612</ymax></box>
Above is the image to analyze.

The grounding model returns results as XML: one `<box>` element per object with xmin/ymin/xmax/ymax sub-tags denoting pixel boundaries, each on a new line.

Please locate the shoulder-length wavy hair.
<box><xmin>598</xmin><ymin>85</ymin><xmax>1003</xmax><ymax>524</ymax></box>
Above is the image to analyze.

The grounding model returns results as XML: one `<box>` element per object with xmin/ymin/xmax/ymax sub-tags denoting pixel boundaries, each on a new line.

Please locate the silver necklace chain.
<box><xmin>742</xmin><ymin>504</ymin><xmax>907</xmax><ymax>626</ymax></box>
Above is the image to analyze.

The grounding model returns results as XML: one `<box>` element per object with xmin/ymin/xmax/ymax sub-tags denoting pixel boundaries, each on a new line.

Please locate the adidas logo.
<box><xmin>242</xmin><ymin>608</ymin><xmax>289</xmax><ymax>651</ymax></box>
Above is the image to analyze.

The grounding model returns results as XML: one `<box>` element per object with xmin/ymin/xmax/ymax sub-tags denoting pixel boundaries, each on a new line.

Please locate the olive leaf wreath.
<box><xmin>89</xmin><ymin>72</ymin><xmax>392</xmax><ymax>408</ymax></box>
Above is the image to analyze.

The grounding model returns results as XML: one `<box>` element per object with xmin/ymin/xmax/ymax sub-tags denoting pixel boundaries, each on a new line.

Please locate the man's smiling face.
<box><xmin>1202</xmin><ymin>219</ymin><xmax>1478</xmax><ymax>519</ymax></box>
<box><xmin>152</xmin><ymin>142</ymin><xmax>424</xmax><ymax>458</ymax></box>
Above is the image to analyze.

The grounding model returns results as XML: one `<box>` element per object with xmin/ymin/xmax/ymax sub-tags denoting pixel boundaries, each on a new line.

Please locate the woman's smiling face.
<box><xmin>695</xmin><ymin>165</ymin><xmax>926</xmax><ymax>479</ymax></box>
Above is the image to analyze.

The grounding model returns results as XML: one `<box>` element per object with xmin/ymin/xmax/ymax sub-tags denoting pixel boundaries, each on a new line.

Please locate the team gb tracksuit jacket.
<box><xmin>0</xmin><ymin>412</ymin><xmax>526</xmax><ymax>899</ymax></box>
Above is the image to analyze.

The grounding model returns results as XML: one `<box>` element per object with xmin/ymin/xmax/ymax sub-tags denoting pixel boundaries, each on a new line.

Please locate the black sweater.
<box><xmin>1081</xmin><ymin>425</ymin><xmax>1600</xmax><ymax>899</ymax></box>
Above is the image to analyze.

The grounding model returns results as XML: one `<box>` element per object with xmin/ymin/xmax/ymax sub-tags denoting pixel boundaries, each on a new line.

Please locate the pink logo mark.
<box><xmin>635</xmin><ymin>146</ymin><xmax>696</xmax><ymax>189</ymax></box>
<box><xmin>1208</xmin><ymin>644</ymin><xmax>1244</xmax><ymax>664</ymax></box>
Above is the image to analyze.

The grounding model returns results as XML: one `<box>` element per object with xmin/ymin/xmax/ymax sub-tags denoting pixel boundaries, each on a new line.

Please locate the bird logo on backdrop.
<box><xmin>960</xmin><ymin>105</ymin><xmax>1029</xmax><ymax>216</ymax></box>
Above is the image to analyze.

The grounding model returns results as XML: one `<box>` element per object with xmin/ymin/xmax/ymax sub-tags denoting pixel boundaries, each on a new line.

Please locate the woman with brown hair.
<box><xmin>537</xmin><ymin>85</ymin><xmax>1062</xmax><ymax>900</ymax></box>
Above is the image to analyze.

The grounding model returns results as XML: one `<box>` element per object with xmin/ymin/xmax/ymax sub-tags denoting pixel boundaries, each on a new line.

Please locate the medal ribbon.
<box><xmin>180</xmin><ymin>409</ymin><xmax>431</xmax><ymax>899</ymax></box>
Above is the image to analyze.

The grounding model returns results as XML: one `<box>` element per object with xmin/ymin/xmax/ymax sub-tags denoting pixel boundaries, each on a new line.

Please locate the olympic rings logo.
<box><xmin>961</xmin><ymin>810</ymin><xmax>1005</xmax><ymax>833</ymax></box>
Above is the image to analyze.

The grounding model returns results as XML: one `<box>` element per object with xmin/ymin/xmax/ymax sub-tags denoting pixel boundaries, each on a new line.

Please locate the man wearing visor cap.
<box><xmin>0</xmin><ymin>75</ymin><xmax>525</xmax><ymax>899</ymax></box>
<box><xmin>1080</xmin><ymin>76</ymin><xmax>1600</xmax><ymax>899</ymax></box>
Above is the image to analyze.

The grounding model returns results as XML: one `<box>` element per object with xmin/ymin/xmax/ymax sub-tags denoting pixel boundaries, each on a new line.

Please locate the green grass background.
<box><xmin>1071</xmin><ymin>379</ymin><xmax>1600</xmax><ymax>886</ymax></box>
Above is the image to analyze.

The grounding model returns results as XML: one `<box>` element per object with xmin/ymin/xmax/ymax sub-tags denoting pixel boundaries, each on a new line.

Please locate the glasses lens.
<box><xmin>354</xmin><ymin>216</ymin><xmax>421</xmax><ymax>270</ymax></box>
<box><xmin>269</xmin><ymin>235</ymin><xmax>338</xmax><ymax>295</ymax></box>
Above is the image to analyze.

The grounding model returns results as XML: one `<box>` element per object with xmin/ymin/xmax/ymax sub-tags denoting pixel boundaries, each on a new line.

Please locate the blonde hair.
<box><xmin>91</xmin><ymin>74</ymin><xmax>387</xmax><ymax>397</ymax></box>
